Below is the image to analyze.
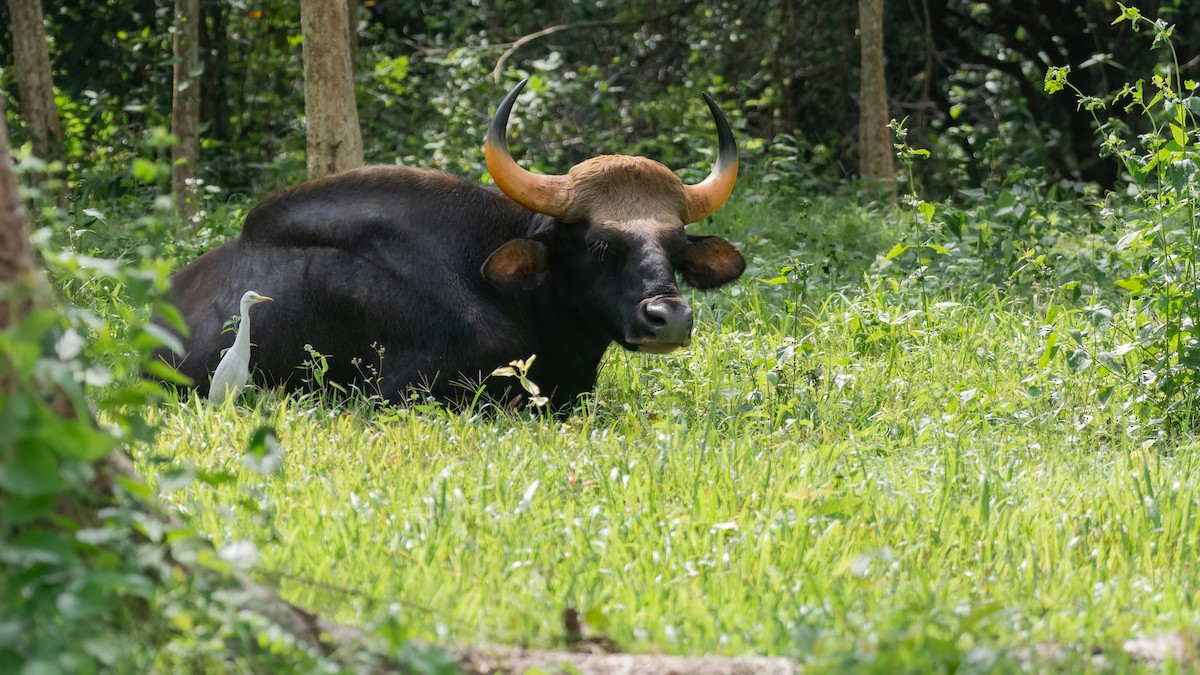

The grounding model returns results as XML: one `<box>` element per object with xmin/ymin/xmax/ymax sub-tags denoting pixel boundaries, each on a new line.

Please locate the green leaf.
<box><xmin>1115</xmin><ymin>276</ymin><xmax>1146</xmax><ymax>294</ymax></box>
<box><xmin>24</xmin><ymin>407</ymin><xmax>119</xmax><ymax>461</ymax></box>
<box><xmin>1113</xmin><ymin>4</ymin><xmax>1141</xmax><ymax>24</ymax></box>
<box><xmin>883</xmin><ymin>243</ymin><xmax>909</xmax><ymax>260</ymax></box>
<box><xmin>1038</xmin><ymin>332</ymin><xmax>1059</xmax><ymax>369</ymax></box>
<box><xmin>1067</xmin><ymin>348</ymin><xmax>1092</xmax><ymax>372</ymax></box>
<box><xmin>245</xmin><ymin>426</ymin><xmax>284</xmax><ymax>475</ymax></box>
<box><xmin>0</xmin><ymin>619</ymin><xmax>23</xmax><ymax>647</ymax></box>
<box><xmin>115</xmin><ymin>475</ymin><xmax>154</xmax><ymax>499</ymax></box>
<box><xmin>1170</xmin><ymin>123</ymin><xmax>1187</xmax><ymax>147</ymax></box>
<box><xmin>144</xmin><ymin>359</ymin><xmax>193</xmax><ymax>386</ymax></box>
<box><xmin>0</xmin><ymin>444</ymin><xmax>65</xmax><ymax>496</ymax></box>
<box><xmin>140</xmin><ymin>322</ymin><xmax>185</xmax><ymax>357</ymax></box>
<box><xmin>155</xmin><ymin>466</ymin><xmax>196</xmax><ymax>493</ymax></box>
<box><xmin>961</xmin><ymin>601</ymin><xmax>1007</xmax><ymax>631</ymax></box>
<box><xmin>1044</xmin><ymin>66</ymin><xmax>1070</xmax><ymax>94</ymax></box>
<box><xmin>154</xmin><ymin>301</ymin><xmax>190</xmax><ymax>335</ymax></box>
<box><xmin>917</xmin><ymin>200</ymin><xmax>936</xmax><ymax>223</ymax></box>
<box><xmin>0</xmin><ymin>528</ymin><xmax>80</xmax><ymax>566</ymax></box>
<box><xmin>1115</xmin><ymin>229</ymin><xmax>1144</xmax><ymax>250</ymax></box>
<box><xmin>10</xmin><ymin>308</ymin><xmax>62</xmax><ymax>344</ymax></box>
<box><xmin>56</xmin><ymin>578</ymin><xmax>108</xmax><ymax>619</ymax></box>
<box><xmin>82</xmin><ymin>635</ymin><xmax>123</xmax><ymax>665</ymax></box>
<box><xmin>0</xmin><ymin>335</ymin><xmax>40</xmax><ymax>380</ymax></box>
<box><xmin>1097</xmin><ymin>350</ymin><xmax>1128</xmax><ymax>375</ymax></box>
<box><xmin>131</xmin><ymin>158</ymin><xmax>158</xmax><ymax>183</ymax></box>
<box><xmin>2</xmin><ymin>494</ymin><xmax>57</xmax><ymax>525</ymax></box>
<box><xmin>1165</xmin><ymin>158</ymin><xmax>1198</xmax><ymax>196</ymax></box>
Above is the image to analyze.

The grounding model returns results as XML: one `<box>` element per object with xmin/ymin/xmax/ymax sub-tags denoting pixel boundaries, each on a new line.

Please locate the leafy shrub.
<box><xmin>0</xmin><ymin>162</ymin><xmax>452</xmax><ymax>672</ymax></box>
<box><xmin>1044</xmin><ymin>5</ymin><xmax>1200</xmax><ymax>431</ymax></box>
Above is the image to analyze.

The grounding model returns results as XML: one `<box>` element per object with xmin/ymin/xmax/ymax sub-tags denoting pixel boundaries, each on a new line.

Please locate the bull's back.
<box><xmin>241</xmin><ymin>165</ymin><xmax>526</xmax><ymax>257</ymax></box>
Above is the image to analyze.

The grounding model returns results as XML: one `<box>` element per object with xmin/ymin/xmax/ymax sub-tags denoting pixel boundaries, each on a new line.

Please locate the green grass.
<box><xmin>134</xmin><ymin>193</ymin><xmax>1200</xmax><ymax>672</ymax></box>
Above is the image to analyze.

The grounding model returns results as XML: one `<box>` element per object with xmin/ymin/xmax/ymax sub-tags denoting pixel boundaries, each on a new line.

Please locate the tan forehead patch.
<box><xmin>564</xmin><ymin>155</ymin><xmax>687</xmax><ymax>235</ymax></box>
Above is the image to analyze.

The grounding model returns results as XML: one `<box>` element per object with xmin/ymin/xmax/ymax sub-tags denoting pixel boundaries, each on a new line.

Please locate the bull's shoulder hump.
<box><xmin>240</xmin><ymin>166</ymin><xmax>520</xmax><ymax>247</ymax></box>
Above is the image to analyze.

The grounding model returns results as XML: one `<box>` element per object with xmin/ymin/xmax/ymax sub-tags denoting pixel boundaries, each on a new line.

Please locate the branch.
<box><xmin>490</xmin><ymin>20</ymin><xmax>619</xmax><ymax>83</ymax></box>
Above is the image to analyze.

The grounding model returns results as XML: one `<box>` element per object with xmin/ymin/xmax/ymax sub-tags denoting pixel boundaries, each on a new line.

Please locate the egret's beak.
<box><xmin>251</xmin><ymin>294</ymin><xmax>273</xmax><ymax>303</ymax></box>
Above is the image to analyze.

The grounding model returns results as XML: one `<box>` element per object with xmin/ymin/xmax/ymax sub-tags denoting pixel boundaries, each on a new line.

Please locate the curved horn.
<box><xmin>683</xmin><ymin>93</ymin><xmax>739</xmax><ymax>223</ymax></box>
<box><xmin>485</xmin><ymin>79</ymin><xmax>573</xmax><ymax>217</ymax></box>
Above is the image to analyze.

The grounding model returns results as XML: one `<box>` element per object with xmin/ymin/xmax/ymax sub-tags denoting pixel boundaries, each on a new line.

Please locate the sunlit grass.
<box><xmin>137</xmin><ymin>194</ymin><xmax>1200</xmax><ymax>672</ymax></box>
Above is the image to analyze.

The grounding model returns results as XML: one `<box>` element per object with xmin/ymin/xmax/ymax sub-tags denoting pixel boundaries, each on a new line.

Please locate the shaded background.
<box><xmin>2</xmin><ymin>0</ymin><xmax>1198</xmax><ymax>198</ymax></box>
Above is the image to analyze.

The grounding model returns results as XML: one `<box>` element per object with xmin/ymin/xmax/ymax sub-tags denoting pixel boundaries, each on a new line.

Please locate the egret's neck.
<box><xmin>232</xmin><ymin>302</ymin><xmax>254</xmax><ymax>353</ymax></box>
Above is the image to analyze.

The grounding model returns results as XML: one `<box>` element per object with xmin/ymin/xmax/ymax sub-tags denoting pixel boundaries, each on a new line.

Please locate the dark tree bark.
<box><xmin>6</xmin><ymin>0</ymin><xmax>63</xmax><ymax>167</ymax></box>
<box><xmin>346</xmin><ymin>0</ymin><xmax>359</xmax><ymax>65</ymax></box>
<box><xmin>173</xmin><ymin>0</ymin><xmax>202</xmax><ymax>223</ymax></box>
<box><xmin>199</xmin><ymin>0</ymin><xmax>230</xmax><ymax>145</ymax></box>
<box><xmin>300</xmin><ymin>0</ymin><xmax>363</xmax><ymax>179</ymax></box>
<box><xmin>858</xmin><ymin>0</ymin><xmax>896</xmax><ymax>198</ymax></box>
<box><xmin>0</xmin><ymin>97</ymin><xmax>44</xmax><ymax>330</ymax></box>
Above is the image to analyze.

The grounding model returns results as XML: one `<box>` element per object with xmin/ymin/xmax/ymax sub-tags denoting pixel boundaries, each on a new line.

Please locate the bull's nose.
<box><xmin>636</xmin><ymin>296</ymin><xmax>693</xmax><ymax>345</ymax></box>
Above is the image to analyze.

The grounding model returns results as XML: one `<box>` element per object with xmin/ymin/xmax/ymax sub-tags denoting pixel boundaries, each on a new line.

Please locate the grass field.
<box><xmin>136</xmin><ymin>191</ymin><xmax>1200</xmax><ymax>672</ymax></box>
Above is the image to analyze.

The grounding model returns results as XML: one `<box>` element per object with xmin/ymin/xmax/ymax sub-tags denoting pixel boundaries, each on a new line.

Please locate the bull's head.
<box><xmin>482</xmin><ymin>79</ymin><xmax>745</xmax><ymax>353</ymax></box>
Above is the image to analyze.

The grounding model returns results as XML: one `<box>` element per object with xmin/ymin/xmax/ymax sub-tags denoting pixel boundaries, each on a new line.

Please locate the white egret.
<box><xmin>209</xmin><ymin>291</ymin><xmax>273</xmax><ymax>405</ymax></box>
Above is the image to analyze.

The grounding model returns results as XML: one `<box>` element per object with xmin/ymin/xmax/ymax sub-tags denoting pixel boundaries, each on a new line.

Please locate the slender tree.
<box><xmin>6</xmin><ymin>0</ymin><xmax>63</xmax><ymax>166</ymax></box>
<box><xmin>300</xmin><ymin>0</ymin><xmax>363</xmax><ymax>179</ymax></box>
<box><xmin>346</xmin><ymin>0</ymin><xmax>358</xmax><ymax>65</ymax></box>
<box><xmin>857</xmin><ymin>0</ymin><xmax>895</xmax><ymax>199</ymax></box>
<box><xmin>0</xmin><ymin>98</ymin><xmax>46</xmax><ymax>334</ymax></box>
<box><xmin>198</xmin><ymin>0</ymin><xmax>232</xmax><ymax>151</ymax></box>
<box><xmin>173</xmin><ymin>0</ymin><xmax>202</xmax><ymax>223</ymax></box>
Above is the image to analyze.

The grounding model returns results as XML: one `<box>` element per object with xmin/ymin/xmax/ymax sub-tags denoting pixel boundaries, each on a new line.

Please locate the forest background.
<box><xmin>7</xmin><ymin>0</ymin><xmax>1199</xmax><ymax>202</ymax></box>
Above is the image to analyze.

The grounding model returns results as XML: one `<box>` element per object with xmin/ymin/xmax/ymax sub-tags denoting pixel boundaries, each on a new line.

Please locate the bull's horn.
<box><xmin>682</xmin><ymin>93</ymin><xmax>739</xmax><ymax>223</ymax></box>
<box><xmin>485</xmin><ymin>79</ymin><xmax>573</xmax><ymax>217</ymax></box>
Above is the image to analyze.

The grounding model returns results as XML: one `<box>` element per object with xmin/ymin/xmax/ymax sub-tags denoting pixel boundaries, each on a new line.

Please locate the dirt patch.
<box><xmin>457</xmin><ymin>647</ymin><xmax>799</xmax><ymax>675</ymax></box>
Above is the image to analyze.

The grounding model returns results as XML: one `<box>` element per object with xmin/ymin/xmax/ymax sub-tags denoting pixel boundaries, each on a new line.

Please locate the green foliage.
<box><xmin>0</xmin><ymin>168</ymin><xmax>451</xmax><ymax>672</ymax></box>
<box><xmin>1043</xmin><ymin>7</ymin><xmax>1200</xmax><ymax>431</ymax></box>
<box><xmin>491</xmin><ymin>355</ymin><xmax>550</xmax><ymax>409</ymax></box>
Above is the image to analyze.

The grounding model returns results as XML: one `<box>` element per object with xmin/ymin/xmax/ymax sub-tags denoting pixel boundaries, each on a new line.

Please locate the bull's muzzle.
<box><xmin>630</xmin><ymin>295</ymin><xmax>693</xmax><ymax>353</ymax></box>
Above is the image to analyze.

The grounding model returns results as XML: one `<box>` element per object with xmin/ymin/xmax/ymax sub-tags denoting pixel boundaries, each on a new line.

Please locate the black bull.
<box><xmin>157</xmin><ymin>81</ymin><xmax>746</xmax><ymax>408</ymax></box>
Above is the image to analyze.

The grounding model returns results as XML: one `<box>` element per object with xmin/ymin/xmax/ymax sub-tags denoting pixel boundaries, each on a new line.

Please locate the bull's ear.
<box><xmin>680</xmin><ymin>235</ymin><xmax>746</xmax><ymax>289</ymax></box>
<box><xmin>482</xmin><ymin>238</ymin><xmax>549</xmax><ymax>290</ymax></box>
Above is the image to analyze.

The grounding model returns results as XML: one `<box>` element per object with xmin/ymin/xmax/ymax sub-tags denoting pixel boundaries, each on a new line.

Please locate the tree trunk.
<box><xmin>0</xmin><ymin>97</ymin><xmax>45</xmax><ymax>332</ymax></box>
<box><xmin>199</xmin><ymin>0</ymin><xmax>230</xmax><ymax>144</ymax></box>
<box><xmin>172</xmin><ymin>0</ymin><xmax>202</xmax><ymax>224</ymax></box>
<box><xmin>346</xmin><ymin>0</ymin><xmax>358</xmax><ymax>65</ymax></box>
<box><xmin>857</xmin><ymin>0</ymin><xmax>895</xmax><ymax>199</ymax></box>
<box><xmin>300</xmin><ymin>0</ymin><xmax>363</xmax><ymax>180</ymax></box>
<box><xmin>7</xmin><ymin>0</ymin><xmax>63</xmax><ymax>166</ymax></box>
